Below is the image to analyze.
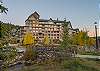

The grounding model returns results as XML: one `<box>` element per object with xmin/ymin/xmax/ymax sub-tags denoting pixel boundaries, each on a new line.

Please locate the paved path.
<box><xmin>75</xmin><ymin>54</ymin><xmax>100</xmax><ymax>59</ymax></box>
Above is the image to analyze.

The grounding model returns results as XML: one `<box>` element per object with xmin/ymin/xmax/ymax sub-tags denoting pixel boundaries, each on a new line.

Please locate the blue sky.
<box><xmin>0</xmin><ymin>0</ymin><xmax>100</xmax><ymax>35</ymax></box>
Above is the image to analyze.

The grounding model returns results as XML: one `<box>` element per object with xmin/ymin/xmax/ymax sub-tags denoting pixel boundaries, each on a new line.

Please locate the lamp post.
<box><xmin>94</xmin><ymin>22</ymin><xmax>98</xmax><ymax>49</ymax></box>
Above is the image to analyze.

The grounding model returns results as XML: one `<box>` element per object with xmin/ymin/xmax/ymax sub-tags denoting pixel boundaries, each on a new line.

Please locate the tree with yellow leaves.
<box><xmin>23</xmin><ymin>32</ymin><xmax>35</xmax><ymax>45</ymax></box>
<box><xmin>87</xmin><ymin>37</ymin><xmax>95</xmax><ymax>47</ymax></box>
<box><xmin>72</xmin><ymin>31</ymin><xmax>95</xmax><ymax>49</ymax></box>
<box><xmin>72</xmin><ymin>31</ymin><xmax>88</xmax><ymax>46</ymax></box>
<box><xmin>78</xmin><ymin>31</ymin><xmax>87</xmax><ymax>46</ymax></box>
<box><xmin>43</xmin><ymin>35</ymin><xmax>50</xmax><ymax>46</ymax></box>
<box><xmin>22</xmin><ymin>32</ymin><xmax>37</xmax><ymax>61</ymax></box>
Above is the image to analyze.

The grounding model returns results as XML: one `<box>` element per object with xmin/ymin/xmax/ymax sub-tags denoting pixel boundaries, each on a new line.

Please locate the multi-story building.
<box><xmin>20</xmin><ymin>11</ymin><xmax>76</xmax><ymax>44</ymax></box>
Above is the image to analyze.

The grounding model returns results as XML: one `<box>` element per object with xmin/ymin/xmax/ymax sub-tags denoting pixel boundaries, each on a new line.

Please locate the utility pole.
<box><xmin>94</xmin><ymin>22</ymin><xmax>98</xmax><ymax>49</ymax></box>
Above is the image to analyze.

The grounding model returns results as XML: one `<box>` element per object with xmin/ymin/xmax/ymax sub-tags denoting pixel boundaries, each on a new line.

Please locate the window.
<box><xmin>51</xmin><ymin>31</ymin><xmax>53</xmax><ymax>33</ymax></box>
<box><xmin>57</xmin><ymin>37</ymin><xmax>59</xmax><ymax>39</ymax></box>
<box><xmin>54</xmin><ymin>34</ymin><xmax>56</xmax><ymax>36</ymax></box>
<box><xmin>36</xmin><ymin>24</ymin><xmax>38</xmax><ymax>26</ymax></box>
<box><xmin>48</xmin><ymin>34</ymin><xmax>50</xmax><ymax>36</ymax></box>
<box><xmin>54</xmin><ymin>31</ymin><xmax>56</xmax><ymax>33</ymax></box>
<box><xmin>33</xmin><ymin>21</ymin><xmax>35</xmax><ymax>23</ymax></box>
<box><xmin>45</xmin><ymin>31</ymin><xmax>47</xmax><ymax>33</ymax></box>
<box><xmin>36</xmin><ymin>28</ymin><xmax>38</xmax><ymax>29</ymax></box>
<box><xmin>42</xmin><ymin>24</ymin><xmax>45</xmax><ymax>26</ymax></box>
<box><xmin>57</xmin><ymin>34</ymin><xmax>59</xmax><ymax>36</ymax></box>
<box><xmin>57</xmin><ymin>31</ymin><xmax>59</xmax><ymax>33</ymax></box>
<box><xmin>36</xmin><ymin>31</ymin><xmax>38</xmax><ymax>32</ymax></box>
<box><xmin>33</xmin><ymin>28</ymin><xmax>35</xmax><ymax>29</ymax></box>
<box><xmin>39</xmin><ymin>25</ymin><xmax>42</xmax><ymax>27</ymax></box>
<box><xmin>57</xmin><ymin>27</ymin><xmax>60</xmax><ymax>29</ymax></box>
<box><xmin>45</xmin><ymin>25</ymin><xmax>48</xmax><ymax>27</ymax></box>
<box><xmin>33</xmin><ymin>24</ymin><xmax>35</xmax><ymax>26</ymax></box>
<box><xmin>48</xmin><ymin>25</ymin><xmax>51</xmax><ymax>27</ymax></box>
<box><xmin>48</xmin><ymin>31</ymin><xmax>50</xmax><ymax>33</ymax></box>
<box><xmin>33</xmin><ymin>31</ymin><xmax>35</xmax><ymax>32</ymax></box>
<box><xmin>45</xmin><ymin>28</ymin><xmax>48</xmax><ymax>30</ymax></box>
<box><xmin>39</xmin><ymin>28</ymin><xmax>41</xmax><ymax>29</ymax></box>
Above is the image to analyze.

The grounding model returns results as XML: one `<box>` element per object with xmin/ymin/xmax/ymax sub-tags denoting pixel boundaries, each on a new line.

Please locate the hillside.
<box><xmin>0</xmin><ymin>21</ymin><xmax>20</xmax><ymax>46</ymax></box>
<box><xmin>0</xmin><ymin>21</ymin><xmax>19</xmax><ymax>38</ymax></box>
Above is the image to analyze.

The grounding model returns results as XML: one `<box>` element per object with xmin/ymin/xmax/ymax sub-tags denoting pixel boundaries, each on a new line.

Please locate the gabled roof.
<box><xmin>25</xmin><ymin>12</ymin><xmax>73</xmax><ymax>29</ymax></box>
<box><xmin>39</xmin><ymin>18</ymin><xmax>72</xmax><ymax>28</ymax></box>
<box><xmin>25</xmin><ymin>11</ymin><xmax>40</xmax><ymax>22</ymax></box>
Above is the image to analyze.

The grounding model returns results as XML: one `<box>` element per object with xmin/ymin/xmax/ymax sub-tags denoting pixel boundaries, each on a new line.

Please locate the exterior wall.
<box><xmin>20</xmin><ymin>12</ymin><xmax>75</xmax><ymax>44</ymax></box>
<box><xmin>20</xmin><ymin>23</ymin><xmax>63</xmax><ymax>43</ymax></box>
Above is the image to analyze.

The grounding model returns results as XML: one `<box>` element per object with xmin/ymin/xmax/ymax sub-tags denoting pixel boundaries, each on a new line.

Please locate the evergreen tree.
<box><xmin>0</xmin><ymin>0</ymin><xmax>8</xmax><ymax>14</ymax></box>
<box><xmin>60</xmin><ymin>21</ymin><xmax>71</xmax><ymax>49</ymax></box>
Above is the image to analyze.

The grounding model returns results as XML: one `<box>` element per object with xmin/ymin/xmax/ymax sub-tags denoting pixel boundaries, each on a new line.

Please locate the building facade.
<box><xmin>20</xmin><ymin>11</ymin><xmax>76</xmax><ymax>44</ymax></box>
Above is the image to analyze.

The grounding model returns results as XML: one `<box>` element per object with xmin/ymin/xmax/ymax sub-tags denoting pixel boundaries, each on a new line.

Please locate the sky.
<box><xmin>0</xmin><ymin>0</ymin><xmax>100</xmax><ymax>36</ymax></box>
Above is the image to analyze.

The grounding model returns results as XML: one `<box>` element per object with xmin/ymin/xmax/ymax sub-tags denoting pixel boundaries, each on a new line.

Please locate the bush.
<box><xmin>23</xmin><ymin>47</ymin><xmax>37</xmax><ymax>61</ymax></box>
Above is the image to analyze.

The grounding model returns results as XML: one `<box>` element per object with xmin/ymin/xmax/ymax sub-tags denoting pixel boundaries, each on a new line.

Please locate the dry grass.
<box><xmin>18</xmin><ymin>58</ymin><xmax>100</xmax><ymax>71</ymax></box>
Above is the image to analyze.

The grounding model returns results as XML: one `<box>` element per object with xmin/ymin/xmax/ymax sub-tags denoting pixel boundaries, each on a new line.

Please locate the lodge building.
<box><xmin>20</xmin><ymin>11</ymin><xmax>78</xmax><ymax>44</ymax></box>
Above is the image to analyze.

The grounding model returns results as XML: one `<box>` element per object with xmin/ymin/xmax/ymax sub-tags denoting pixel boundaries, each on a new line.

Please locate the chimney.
<box><xmin>57</xmin><ymin>18</ymin><xmax>58</xmax><ymax>21</ymax></box>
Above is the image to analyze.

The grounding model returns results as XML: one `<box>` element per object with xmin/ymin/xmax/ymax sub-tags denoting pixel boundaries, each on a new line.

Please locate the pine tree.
<box><xmin>60</xmin><ymin>21</ymin><xmax>71</xmax><ymax>49</ymax></box>
<box><xmin>0</xmin><ymin>1</ymin><xmax>8</xmax><ymax>14</ymax></box>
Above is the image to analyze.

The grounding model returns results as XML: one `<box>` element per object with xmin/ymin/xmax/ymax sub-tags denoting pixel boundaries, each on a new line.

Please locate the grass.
<box><xmin>15</xmin><ymin>58</ymin><xmax>100</xmax><ymax>71</ymax></box>
<box><xmin>63</xmin><ymin>58</ymin><xmax>100</xmax><ymax>71</ymax></box>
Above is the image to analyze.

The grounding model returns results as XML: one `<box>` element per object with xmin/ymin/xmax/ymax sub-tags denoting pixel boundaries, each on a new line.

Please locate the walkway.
<box><xmin>75</xmin><ymin>54</ymin><xmax>100</xmax><ymax>59</ymax></box>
